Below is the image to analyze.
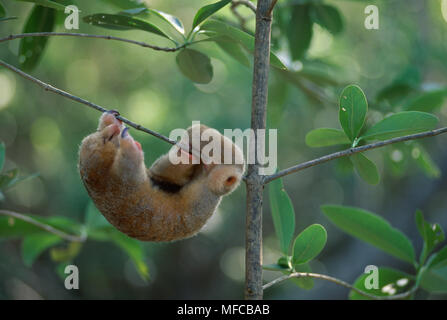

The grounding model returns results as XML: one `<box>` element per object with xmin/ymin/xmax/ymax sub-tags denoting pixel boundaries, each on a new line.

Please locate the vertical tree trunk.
<box><xmin>245</xmin><ymin>0</ymin><xmax>273</xmax><ymax>300</ymax></box>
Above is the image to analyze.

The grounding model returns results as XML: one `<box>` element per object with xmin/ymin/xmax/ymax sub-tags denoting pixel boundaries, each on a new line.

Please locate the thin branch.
<box><xmin>264</xmin><ymin>127</ymin><xmax>447</xmax><ymax>184</ymax></box>
<box><xmin>263</xmin><ymin>272</ymin><xmax>417</xmax><ymax>300</ymax></box>
<box><xmin>0</xmin><ymin>60</ymin><xmax>210</xmax><ymax>162</ymax></box>
<box><xmin>0</xmin><ymin>33</ymin><xmax>184</xmax><ymax>52</ymax></box>
<box><xmin>245</xmin><ymin>0</ymin><xmax>272</xmax><ymax>300</ymax></box>
<box><xmin>0</xmin><ymin>59</ymin><xmax>211</xmax><ymax>162</ymax></box>
<box><xmin>231</xmin><ymin>0</ymin><xmax>256</xmax><ymax>31</ymax></box>
<box><xmin>0</xmin><ymin>59</ymin><xmax>177</xmax><ymax>145</ymax></box>
<box><xmin>232</xmin><ymin>0</ymin><xmax>257</xmax><ymax>13</ymax></box>
<box><xmin>0</xmin><ymin>210</ymin><xmax>86</xmax><ymax>242</ymax></box>
<box><xmin>0</xmin><ymin>33</ymin><xmax>217</xmax><ymax>162</ymax></box>
<box><xmin>266</xmin><ymin>0</ymin><xmax>278</xmax><ymax>17</ymax></box>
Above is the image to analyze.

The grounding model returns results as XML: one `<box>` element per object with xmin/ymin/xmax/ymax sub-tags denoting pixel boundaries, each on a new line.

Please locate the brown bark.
<box><xmin>245</xmin><ymin>0</ymin><xmax>273</xmax><ymax>300</ymax></box>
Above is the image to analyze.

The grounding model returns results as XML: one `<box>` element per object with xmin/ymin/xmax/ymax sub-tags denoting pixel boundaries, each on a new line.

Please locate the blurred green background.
<box><xmin>1</xmin><ymin>0</ymin><xmax>447</xmax><ymax>299</ymax></box>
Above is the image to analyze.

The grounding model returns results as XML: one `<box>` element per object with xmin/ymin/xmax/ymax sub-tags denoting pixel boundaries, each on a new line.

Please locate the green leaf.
<box><xmin>305</xmin><ymin>128</ymin><xmax>350</xmax><ymax>147</ymax></box>
<box><xmin>321</xmin><ymin>205</ymin><xmax>416</xmax><ymax>264</ymax></box>
<box><xmin>0</xmin><ymin>214</ymin><xmax>83</xmax><ymax>239</ymax></box>
<box><xmin>19</xmin><ymin>5</ymin><xmax>56</xmax><ymax>71</ymax></box>
<box><xmin>350</xmin><ymin>267</ymin><xmax>413</xmax><ymax>300</ymax></box>
<box><xmin>420</xmin><ymin>247</ymin><xmax>447</xmax><ymax>293</ymax></box>
<box><xmin>0</xmin><ymin>216</ymin><xmax>43</xmax><ymax>238</ymax></box>
<box><xmin>377</xmin><ymin>83</ymin><xmax>413</xmax><ymax>105</ymax></box>
<box><xmin>339</xmin><ymin>85</ymin><xmax>368</xmax><ymax>142</ymax></box>
<box><xmin>152</xmin><ymin>9</ymin><xmax>184</xmax><ymax>35</ymax></box>
<box><xmin>55</xmin><ymin>261</ymin><xmax>72</xmax><ymax>280</ymax></box>
<box><xmin>412</xmin><ymin>144</ymin><xmax>441</xmax><ymax>179</ymax></box>
<box><xmin>426</xmin><ymin>246</ymin><xmax>447</xmax><ymax>271</ymax></box>
<box><xmin>35</xmin><ymin>216</ymin><xmax>83</xmax><ymax>236</ymax></box>
<box><xmin>310</xmin><ymin>4</ymin><xmax>343</xmax><ymax>35</ymax></box>
<box><xmin>267</xmin><ymin>78</ymin><xmax>289</xmax><ymax>127</ymax></box>
<box><xmin>50</xmin><ymin>241</ymin><xmax>82</xmax><ymax>262</ymax></box>
<box><xmin>0</xmin><ymin>142</ymin><xmax>5</xmax><ymax>172</ymax></box>
<box><xmin>335</xmin><ymin>156</ymin><xmax>354</xmax><ymax>176</ymax></box>
<box><xmin>214</xmin><ymin>36</ymin><xmax>250</xmax><ymax>67</ymax></box>
<box><xmin>292</xmin><ymin>224</ymin><xmax>327</xmax><ymax>266</ymax></box>
<box><xmin>360</xmin><ymin>112</ymin><xmax>438</xmax><ymax>141</ymax></box>
<box><xmin>15</xmin><ymin>0</ymin><xmax>66</xmax><ymax>11</ymax></box>
<box><xmin>287</xmin><ymin>4</ymin><xmax>313</xmax><ymax>60</ymax></box>
<box><xmin>289</xmin><ymin>262</ymin><xmax>314</xmax><ymax>290</ymax></box>
<box><xmin>351</xmin><ymin>153</ymin><xmax>380</xmax><ymax>185</ymax></box>
<box><xmin>85</xmin><ymin>211</ymin><xmax>149</xmax><ymax>281</ymax></box>
<box><xmin>376</xmin><ymin>67</ymin><xmax>420</xmax><ymax>106</ymax></box>
<box><xmin>262</xmin><ymin>263</ymin><xmax>289</xmax><ymax>271</ymax></box>
<box><xmin>0</xmin><ymin>168</ymin><xmax>19</xmax><ymax>190</ymax></box>
<box><xmin>269</xmin><ymin>178</ymin><xmax>296</xmax><ymax>255</ymax></box>
<box><xmin>277</xmin><ymin>256</ymin><xmax>292</xmax><ymax>269</ymax></box>
<box><xmin>200</xmin><ymin>20</ymin><xmax>287</xmax><ymax>70</ymax></box>
<box><xmin>176</xmin><ymin>49</ymin><xmax>213</xmax><ymax>84</ymax></box>
<box><xmin>404</xmin><ymin>89</ymin><xmax>447</xmax><ymax>112</ymax></box>
<box><xmin>110</xmin><ymin>230</ymin><xmax>149</xmax><ymax>281</ymax></box>
<box><xmin>22</xmin><ymin>233</ymin><xmax>63</xmax><ymax>266</ymax></box>
<box><xmin>98</xmin><ymin>0</ymin><xmax>142</xmax><ymax>10</ymax></box>
<box><xmin>83</xmin><ymin>14</ymin><xmax>171</xmax><ymax>40</ymax></box>
<box><xmin>427</xmin><ymin>246</ymin><xmax>447</xmax><ymax>269</ymax></box>
<box><xmin>0</xmin><ymin>169</ymin><xmax>39</xmax><ymax>191</ymax></box>
<box><xmin>192</xmin><ymin>0</ymin><xmax>232</xmax><ymax>29</ymax></box>
<box><xmin>420</xmin><ymin>267</ymin><xmax>447</xmax><ymax>293</ymax></box>
<box><xmin>297</xmin><ymin>61</ymin><xmax>341</xmax><ymax>86</ymax></box>
<box><xmin>0</xmin><ymin>2</ymin><xmax>5</xmax><ymax>18</ymax></box>
<box><xmin>120</xmin><ymin>7</ymin><xmax>185</xmax><ymax>35</ymax></box>
<box><xmin>415</xmin><ymin>210</ymin><xmax>444</xmax><ymax>264</ymax></box>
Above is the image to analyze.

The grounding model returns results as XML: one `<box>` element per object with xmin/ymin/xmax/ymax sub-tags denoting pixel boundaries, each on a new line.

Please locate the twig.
<box><xmin>0</xmin><ymin>210</ymin><xmax>86</xmax><ymax>242</ymax></box>
<box><xmin>0</xmin><ymin>59</ymin><xmax>210</xmax><ymax>161</ymax></box>
<box><xmin>232</xmin><ymin>0</ymin><xmax>257</xmax><ymax>13</ymax></box>
<box><xmin>0</xmin><ymin>59</ymin><xmax>178</xmax><ymax>145</ymax></box>
<box><xmin>0</xmin><ymin>33</ymin><xmax>184</xmax><ymax>52</ymax></box>
<box><xmin>263</xmin><ymin>272</ymin><xmax>417</xmax><ymax>300</ymax></box>
<box><xmin>264</xmin><ymin>127</ymin><xmax>447</xmax><ymax>184</ymax></box>
<box><xmin>266</xmin><ymin>0</ymin><xmax>278</xmax><ymax>17</ymax></box>
<box><xmin>231</xmin><ymin>0</ymin><xmax>256</xmax><ymax>31</ymax></box>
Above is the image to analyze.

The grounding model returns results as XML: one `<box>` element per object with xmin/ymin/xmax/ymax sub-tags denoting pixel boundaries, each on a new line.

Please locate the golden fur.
<box><xmin>78</xmin><ymin>112</ymin><xmax>244</xmax><ymax>241</ymax></box>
